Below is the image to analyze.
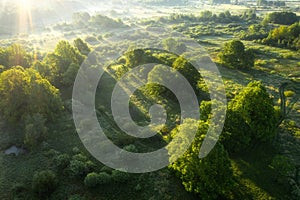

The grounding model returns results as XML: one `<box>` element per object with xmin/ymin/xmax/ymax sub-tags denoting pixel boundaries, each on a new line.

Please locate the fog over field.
<box><xmin>0</xmin><ymin>1</ymin><xmax>300</xmax><ymax>200</ymax></box>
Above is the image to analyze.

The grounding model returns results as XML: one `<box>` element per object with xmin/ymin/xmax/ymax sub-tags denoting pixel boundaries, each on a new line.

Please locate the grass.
<box><xmin>1</xmin><ymin>8</ymin><xmax>300</xmax><ymax>199</ymax></box>
<box><xmin>231</xmin><ymin>142</ymin><xmax>290</xmax><ymax>199</ymax></box>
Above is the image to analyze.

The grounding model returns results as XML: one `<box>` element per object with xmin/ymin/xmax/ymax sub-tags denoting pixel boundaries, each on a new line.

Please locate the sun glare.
<box><xmin>17</xmin><ymin>0</ymin><xmax>33</xmax><ymax>34</ymax></box>
<box><xmin>19</xmin><ymin>0</ymin><xmax>32</xmax><ymax>9</ymax></box>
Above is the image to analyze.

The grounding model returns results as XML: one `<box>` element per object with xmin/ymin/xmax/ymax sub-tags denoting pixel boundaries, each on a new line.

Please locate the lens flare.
<box><xmin>18</xmin><ymin>0</ymin><xmax>33</xmax><ymax>34</ymax></box>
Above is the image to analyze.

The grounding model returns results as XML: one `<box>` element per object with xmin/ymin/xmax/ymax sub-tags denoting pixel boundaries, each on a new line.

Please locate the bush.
<box><xmin>97</xmin><ymin>172</ymin><xmax>112</xmax><ymax>185</ymax></box>
<box><xmin>11</xmin><ymin>182</ymin><xmax>29</xmax><ymax>199</ymax></box>
<box><xmin>271</xmin><ymin>155</ymin><xmax>294</xmax><ymax>178</ymax></box>
<box><xmin>84</xmin><ymin>172</ymin><xmax>101</xmax><ymax>188</ymax></box>
<box><xmin>32</xmin><ymin>170</ymin><xmax>58</xmax><ymax>197</ymax></box>
<box><xmin>69</xmin><ymin>160</ymin><xmax>89</xmax><ymax>178</ymax></box>
<box><xmin>54</xmin><ymin>153</ymin><xmax>70</xmax><ymax>170</ymax></box>
<box><xmin>23</xmin><ymin>114</ymin><xmax>47</xmax><ymax>149</ymax></box>
<box><xmin>112</xmin><ymin>170</ymin><xmax>130</xmax><ymax>183</ymax></box>
<box><xmin>218</xmin><ymin>40</ymin><xmax>254</xmax><ymax>69</ymax></box>
<box><xmin>284</xmin><ymin>90</ymin><xmax>295</xmax><ymax>97</ymax></box>
<box><xmin>84</xmin><ymin>172</ymin><xmax>112</xmax><ymax>188</ymax></box>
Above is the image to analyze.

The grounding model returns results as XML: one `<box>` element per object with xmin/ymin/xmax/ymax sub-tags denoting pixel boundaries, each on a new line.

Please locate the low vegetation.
<box><xmin>0</xmin><ymin>3</ymin><xmax>299</xmax><ymax>200</ymax></box>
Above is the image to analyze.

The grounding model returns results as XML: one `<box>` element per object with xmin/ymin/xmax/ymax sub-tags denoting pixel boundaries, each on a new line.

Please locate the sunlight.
<box><xmin>19</xmin><ymin>0</ymin><xmax>32</xmax><ymax>10</ymax></box>
<box><xmin>17</xmin><ymin>0</ymin><xmax>33</xmax><ymax>34</ymax></box>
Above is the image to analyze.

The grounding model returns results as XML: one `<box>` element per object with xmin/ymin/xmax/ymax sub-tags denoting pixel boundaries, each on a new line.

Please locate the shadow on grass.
<box><xmin>231</xmin><ymin>142</ymin><xmax>290</xmax><ymax>199</ymax></box>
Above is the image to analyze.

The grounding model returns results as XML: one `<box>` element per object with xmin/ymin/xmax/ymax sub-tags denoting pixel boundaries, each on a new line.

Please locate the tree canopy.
<box><xmin>263</xmin><ymin>22</ymin><xmax>300</xmax><ymax>51</ymax></box>
<box><xmin>0</xmin><ymin>66</ymin><xmax>63</xmax><ymax>123</ymax></box>
<box><xmin>44</xmin><ymin>40</ymin><xmax>85</xmax><ymax>86</ymax></box>
<box><xmin>222</xmin><ymin>81</ymin><xmax>277</xmax><ymax>153</ymax></box>
<box><xmin>218</xmin><ymin>40</ymin><xmax>254</xmax><ymax>69</ymax></box>
<box><xmin>263</xmin><ymin>12</ymin><xmax>298</xmax><ymax>25</ymax></box>
<box><xmin>0</xmin><ymin>44</ymin><xmax>32</xmax><ymax>70</ymax></box>
<box><xmin>168</xmin><ymin>120</ymin><xmax>234</xmax><ymax>199</ymax></box>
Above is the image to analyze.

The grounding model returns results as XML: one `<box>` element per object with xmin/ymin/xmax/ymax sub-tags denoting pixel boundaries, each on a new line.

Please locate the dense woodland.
<box><xmin>0</xmin><ymin>2</ymin><xmax>300</xmax><ymax>200</ymax></box>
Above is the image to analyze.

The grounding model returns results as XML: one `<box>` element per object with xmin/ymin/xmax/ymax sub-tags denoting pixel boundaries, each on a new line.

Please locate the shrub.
<box><xmin>24</xmin><ymin>113</ymin><xmax>47</xmax><ymax>149</ymax></box>
<box><xmin>54</xmin><ymin>153</ymin><xmax>70</xmax><ymax>170</ymax></box>
<box><xmin>218</xmin><ymin>40</ymin><xmax>254</xmax><ymax>69</ymax></box>
<box><xmin>112</xmin><ymin>170</ymin><xmax>130</xmax><ymax>183</ymax></box>
<box><xmin>271</xmin><ymin>155</ymin><xmax>294</xmax><ymax>178</ymax></box>
<box><xmin>101</xmin><ymin>166</ymin><xmax>113</xmax><ymax>173</ymax></box>
<box><xmin>11</xmin><ymin>182</ymin><xmax>29</xmax><ymax>199</ymax></box>
<box><xmin>32</xmin><ymin>170</ymin><xmax>58</xmax><ymax>197</ymax></box>
<box><xmin>84</xmin><ymin>172</ymin><xmax>101</xmax><ymax>188</ymax></box>
<box><xmin>69</xmin><ymin>160</ymin><xmax>89</xmax><ymax>178</ymax></box>
<box><xmin>97</xmin><ymin>172</ymin><xmax>112</xmax><ymax>185</ymax></box>
<box><xmin>284</xmin><ymin>90</ymin><xmax>295</xmax><ymax>97</ymax></box>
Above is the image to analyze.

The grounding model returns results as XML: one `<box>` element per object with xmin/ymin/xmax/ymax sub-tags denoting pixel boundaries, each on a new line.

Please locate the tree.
<box><xmin>84</xmin><ymin>172</ymin><xmax>101</xmax><ymax>188</ymax></box>
<box><xmin>32</xmin><ymin>170</ymin><xmax>58</xmax><ymax>197</ymax></box>
<box><xmin>0</xmin><ymin>44</ymin><xmax>32</xmax><ymax>70</ymax></box>
<box><xmin>24</xmin><ymin>113</ymin><xmax>47</xmax><ymax>149</ymax></box>
<box><xmin>6</xmin><ymin>44</ymin><xmax>32</xmax><ymax>68</ymax></box>
<box><xmin>0</xmin><ymin>66</ymin><xmax>29</xmax><ymax>122</ymax></box>
<box><xmin>44</xmin><ymin>40</ymin><xmax>84</xmax><ymax>86</ymax></box>
<box><xmin>74</xmin><ymin>38</ymin><xmax>91</xmax><ymax>56</ymax></box>
<box><xmin>168</xmin><ymin>120</ymin><xmax>234</xmax><ymax>199</ymax></box>
<box><xmin>172</xmin><ymin>56</ymin><xmax>200</xmax><ymax>90</ymax></box>
<box><xmin>263</xmin><ymin>12</ymin><xmax>298</xmax><ymax>25</ymax></box>
<box><xmin>31</xmin><ymin>61</ymin><xmax>54</xmax><ymax>82</ymax></box>
<box><xmin>221</xmin><ymin>108</ymin><xmax>252</xmax><ymax>154</ymax></box>
<box><xmin>263</xmin><ymin>22</ymin><xmax>300</xmax><ymax>50</ymax></box>
<box><xmin>218</xmin><ymin>40</ymin><xmax>254</xmax><ymax>69</ymax></box>
<box><xmin>200</xmin><ymin>10</ymin><xmax>213</xmax><ymax>19</ymax></box>
<box><xmin>228</xmin><ymin>81</ymin><xmax>277</xmax><ymax>142</ymax></box>
<box><xmin>162</xmin><ymin>38</ymin><xmax>186</xmax><ymax>54</ymax></box>
<box><xmin>0</xmin><ymin>66</ymin><xmax>63</xmax><ymax>123</ymax></box>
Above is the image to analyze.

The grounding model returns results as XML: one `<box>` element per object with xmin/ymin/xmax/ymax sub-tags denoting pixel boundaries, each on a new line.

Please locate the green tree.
<box><xmin>24</xmin><ymin>113</ymin><xmax>47</xmax><ymax>149</ymax></box>
<box><xmin>263</xmin><ymin>12</ymin><xmax>298</xmax><ymax>25</ymax></box>
<box><xmin>7</xmin><ymin>44</ymin><xmax>32</xmax><ymax>68</ymax></box>
<box><xmin>218</xmin><ymin>40</ymin><xmax>254</xmax><ymax>69</ymax></box>
<box><xmin>172</xmin><ymin>56</ymin><xmax>200</xmax><ymax>89</ymax></box>
<box><xmin>0</xmin><ymin>47</ymin><xmax>9</xmax><ymax>68</ymax></box>
<box><xmin>221</xmin><ymin>109</ymin><xmax>252</xmax><ymax>154</ymax></box>
<box><xmin>44</xmin><ymin>40</ymin><xmax>84</xmax><ymax>86</ymax></box>
<box><xmin>162</xmin><ymin>38</ymin><xmax>186</xmax><ymax>54</ymax></box>
<box><xmin>84</xmin><ymin>172</ymin><xmax>101</xmax><ymax>188</ymax></box>
<box><xmin>168</xmin><ymin>120</ymin><xmax>234</xmax><ymax>199</ymax></box>
<box><xmin>200</xmin><ymin>10</ymin><xmax>213</xmax><ymax>19</ymax></box>
<box><xmin>74</xmin><ymin>38</ymin><xmax>91</xmax><ymax>56</ymax></box>
<box><xmin>263</xmin><ymin>22</ymin><xmax>300</xmax><ymax>50</ymax></box>
<box><xmin>32</xmin><ymin>170</ymin><xmax>58</xmax><ymax>197</ymax></box>
<box><xmin>0</xmin><ymin>66</ymin><xmax>63</xmax><ymax>123</ymax></box>
<box><xmin>0</xmin><ymin>66</ymin><xmax>29</xmax><ymax>122</ymax></box>
<box><xmin>0</xmin><ymin>44</ymin><xmax>32</xmax><ymax>69</ymax></box>
<box><xmin>228</xmin><ymin>81</ymin><xmax>277</xmax><ymax>142</ymax></box>
<box><xmin>31</xmin><ymin>61</ymin><xmax>54</xmax><ymax>82</ymax></box>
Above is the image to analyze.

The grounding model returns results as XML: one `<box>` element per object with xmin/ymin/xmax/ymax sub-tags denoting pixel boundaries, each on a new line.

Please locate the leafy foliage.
<box><xmin>219</xmin><ymin>40</ymin><xmax>254</xmax><ymax>69</ymax></box>
<box><xmin>112</xmin><ymin>170</ymin><xmax>130</xmax><ymax>183</ymax></box>
<box><xmin>32</xmin><ymin>170</ymin><xmax>58</xmax><ymax>197</ymax></box>
<box><xmin>0</xmin><ymin>66</ymin><xmax>63</xmax><ymax>123</ymax></box>
<box><xmin>44</xmin><ymin>40</ymin><xmax>84</xmax><ymax>86</ymax></box>
<box><xmin>24</xmin><ymin>113</ymin><xmax>47</xmax><ymax>149</ymax></box>
<box><xmin>263</xmin><ymin>12</ymin><xmax>298</xmax><ymax>25</ymax></box>
<box><xmin>0</xmin><ymin>44</ymin><xmax>32</xmax><ymax>70</ymax></box>
<box><xmin>169</xmin><ymin>120</ymin><xmax>234</xmax><ymax>199</ymax></box>
<box><xmin>270</xmin><ymin>155</ymin><xmax>294</xmax><ymax>178</ymax></box>
<box><xmin>74</xmin><ymin>38</ymin><xmax>91</xmax><ymax>56</ymax></box>
<box><xmin>224</xmin><ymin>81</ymin><xmax>277</xmax><ymax>152</ymax></box>
<box><xmin>262</xmin><ymin>22</ymin><xmax>300</xmax><ymax>51</ymax></box>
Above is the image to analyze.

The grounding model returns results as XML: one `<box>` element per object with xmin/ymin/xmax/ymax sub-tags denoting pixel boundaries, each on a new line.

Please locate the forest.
<box><xmin>0</xmin><ymin>0</ymin><xmax>300</xmax><ymax>200</ymax></box>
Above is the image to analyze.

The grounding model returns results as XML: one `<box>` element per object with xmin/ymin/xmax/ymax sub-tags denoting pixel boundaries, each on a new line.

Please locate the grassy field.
<box><xmin>1</xmin><ymin>3</ymin><xmax>300</xmax><ymax>199</ymax></box>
